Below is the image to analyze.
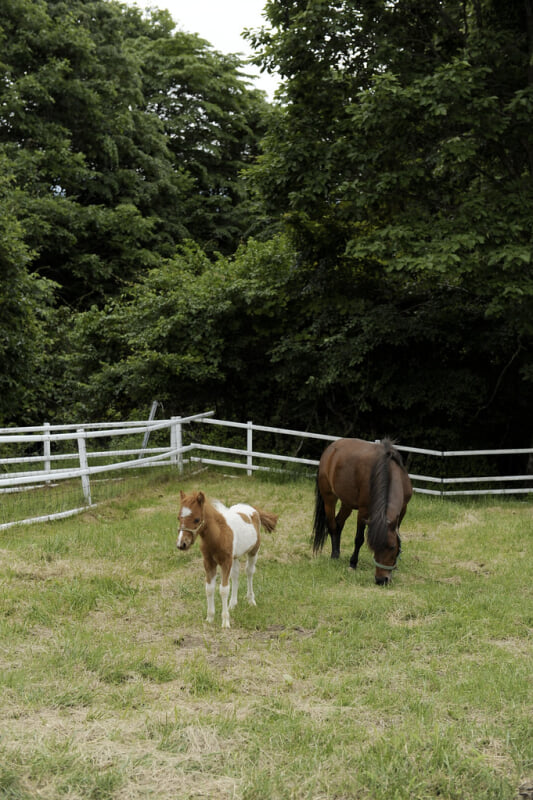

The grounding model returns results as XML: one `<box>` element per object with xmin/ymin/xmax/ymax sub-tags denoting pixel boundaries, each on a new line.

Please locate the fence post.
<box><xmin>140</xmin><ymin>400</ymin><xmax>159</xmax><ymax>458</ymax></box>
<box><xmin>77</xmin><ymin>428</ymin><xmax>92</xmax><ymax>506</ymax></box>
<box><xmin>247</xmin><ymin>421</ymin><xmax>253</xmax><ymax>476</ymax></box>
<box><xmin>43</xmin><ymin>422</ymin><xmax>51</xmax><ymax>483</ymax></box>
<box><xmin>171</xmin><ymin>416</ymin><xmax>183</xmax><ymax>473</ymax></box>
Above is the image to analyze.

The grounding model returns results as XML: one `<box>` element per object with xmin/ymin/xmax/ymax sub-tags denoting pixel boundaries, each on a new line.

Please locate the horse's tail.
<box><xmin>312</xmin><ymin>476</ymin><xmax>328</xmax><ymax>553</ymax></box>
<box><xmin>367</xmin><ymin>438</ymin><xmax>401</xmax><ymax>552</ymax></box>
<box><xmin>256</xmin><ymin>509</ymin><xmax>278</xmax><ymax>533</ymax></box>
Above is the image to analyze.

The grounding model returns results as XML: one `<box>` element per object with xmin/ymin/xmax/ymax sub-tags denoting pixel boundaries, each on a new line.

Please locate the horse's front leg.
<box><xmin>349</xmin><ymin>516</ymin><xmax>366</xmax><ymax>570</ymax></box>
<box><xmin>204</xmin><ymin>560</ymin><xmax>217</xmax><ymax>623</ymax></box>
<box><xmin>219</xmin><ymin>561</ymin><xmax>232</xmax><ymax>628</ymax></box>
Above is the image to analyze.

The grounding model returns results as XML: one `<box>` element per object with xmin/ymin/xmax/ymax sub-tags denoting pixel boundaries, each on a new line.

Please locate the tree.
<box><xmin>0</xmin><ymin>0</ymin><xmax>273</xmax><ymax>425</ymax></box>
<box><xmin>246</xmin><ymin>0</ymin><xmax>533</xmax><ymax>447</ymax></box>
<box><xmin>0</xmin><ymin>154</ymin><xmax>55</xmax><ymax>424</ymax></box>
<box><xmin>53</xmin><ymin>236</ymin><xmax>298</xmax><ymax>422</ymax></box>
<box><xmin>0</xmin><ymin>0</ymin><xmax>189</xmax><ymax>307</ymax></box>
<box><xmin>136</xmin><ymin>30</ymin><xmax>269</xmax><ymax>255</ymax></box>
<box><xmin>0</xmin><ymin>0</ymin><xmax>270</xmax><ymax>310</ymax></box>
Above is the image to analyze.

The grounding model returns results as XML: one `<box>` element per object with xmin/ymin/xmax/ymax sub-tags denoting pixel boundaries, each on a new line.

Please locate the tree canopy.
<box><xmin>0</xmin><ymin>0</ymin><xmax>268</xmax><ymax>307</ymax></box>
<box><xmin>244</xmin><ymin>0</ymin><xmax>533</xmax><ymax>446</ymax></box>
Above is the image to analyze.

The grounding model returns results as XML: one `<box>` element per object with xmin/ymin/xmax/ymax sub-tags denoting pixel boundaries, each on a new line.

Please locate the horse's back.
<box><xmin>321</xmin><ymin>438</ymin><xmax>378</xmax><ymax>470</ymax></box>
<box><xmin>320</xmin><ymin>438</ymin><xmax>378</xmax><ymax>508</ymax></box>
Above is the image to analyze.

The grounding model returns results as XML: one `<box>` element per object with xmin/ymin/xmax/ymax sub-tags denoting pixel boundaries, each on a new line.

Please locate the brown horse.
<box><xmin>312</xmin><ymin>438</ymin><xmax>412</xmax><ymax>584</ymax></box>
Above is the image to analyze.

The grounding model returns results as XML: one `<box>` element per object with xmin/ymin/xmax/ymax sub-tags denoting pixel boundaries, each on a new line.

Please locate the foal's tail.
<box><xmin>256</xmin><ymin>509</ymin><xmax>278</xmax><ymax>533</ymax></box>
<box><xmin>312</xmin><ymin>477</ymin><xmax>328</xmax><ymax>553</ymax></box>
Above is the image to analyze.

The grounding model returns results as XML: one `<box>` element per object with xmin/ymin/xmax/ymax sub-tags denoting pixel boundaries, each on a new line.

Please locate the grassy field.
<box><xmin>0</xmin><ymin>467</ymin><xmax>532</xmax><ymax>799</ymax></box>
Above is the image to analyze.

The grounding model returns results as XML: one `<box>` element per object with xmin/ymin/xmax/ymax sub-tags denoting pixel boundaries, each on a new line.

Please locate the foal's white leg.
<box><xmin>246</xmin><ymin>553</ymin><xmax>258</xmax><ymax>606</ymax></box>
<box><xmin>229</xmin><ymin>560</ymin><xmax>240</xmax><ymax>609</ymax></box>
<box><xmin>219</xmin><ymin>582</ymin><xmax>231</xmax><ymax>628</ymax></box>
<box><xmin>205</xmin><ymin>575</ymin><xmax>216</xmax><ymax>623</ymax></box>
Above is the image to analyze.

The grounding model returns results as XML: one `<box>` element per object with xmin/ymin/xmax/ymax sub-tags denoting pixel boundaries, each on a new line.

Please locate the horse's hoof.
<box><xmin>349</xmin><ymin>564</ymin><xmax>357</xmax><ymax>571</ymax></box>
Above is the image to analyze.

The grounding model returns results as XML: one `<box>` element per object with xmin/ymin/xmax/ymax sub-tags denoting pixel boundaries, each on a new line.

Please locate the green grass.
<box><xmin>0</xmin><ymin>469</ymin><xmax>531</xmax><ymax>799</ymax></box>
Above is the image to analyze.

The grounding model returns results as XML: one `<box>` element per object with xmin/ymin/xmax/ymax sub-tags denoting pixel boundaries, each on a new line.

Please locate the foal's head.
<box><xmin>177</xmin><ymin>490</ymin><xmax>206</xmax><ymax>551</ymax></box>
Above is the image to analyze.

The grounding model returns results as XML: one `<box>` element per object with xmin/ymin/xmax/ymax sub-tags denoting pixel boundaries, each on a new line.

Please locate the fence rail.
<box><xmin>0</xmin><ymin>412</ymin><xmax>531</xmax><ymax>529</ymax></box>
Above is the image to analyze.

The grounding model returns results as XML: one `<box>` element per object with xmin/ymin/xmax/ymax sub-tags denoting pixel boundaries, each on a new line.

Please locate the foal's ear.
<box><xmin>180</xmin><ymin>490</ymin><xmax>185</xmax><ymax>500</ymax></box>
<box><xmin>197</xmin><ymin>491</ymin><xmax>205</xmax><ymax>505</ymax></box>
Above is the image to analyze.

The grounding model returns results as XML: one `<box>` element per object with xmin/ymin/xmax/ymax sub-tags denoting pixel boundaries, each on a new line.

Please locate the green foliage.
<box><xmin>0</xmin><ymin>0</ymin><xmax>185</xmax><ymax>306</ymax></box>
<box><xmin>136</xmin><ymin>30</ymin><xmax>269</xmax><ymax>255</ymax></box>
<box><xmin>0</xmin><ymin>0</ymin><xmax>270</xmax><ymax>426</ymax></box>
<box><xmin>245</xmin><ymin>0</ymin><xmax>533</xmax><ymax>446</ymax></box>
<box><xmin>0</xmin><ymin>154</ymin><xmax>57</xmax><ymax>424</ymax></box>
<box><xmin>0</xmin><ymin>0</ymin><xmax>268</xmax><ymax>311</ymax></box>
<box><xmin>53</xmin><ymin>236</ymin><xmax>297</xmax><ymax>421</ymax></box>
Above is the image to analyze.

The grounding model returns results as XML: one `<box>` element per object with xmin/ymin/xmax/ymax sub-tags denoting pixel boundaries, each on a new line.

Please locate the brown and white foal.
<box><xmin>177</xmin><ymin>490</ymin><xmax>278</xmax><ymax>628</ymax></box>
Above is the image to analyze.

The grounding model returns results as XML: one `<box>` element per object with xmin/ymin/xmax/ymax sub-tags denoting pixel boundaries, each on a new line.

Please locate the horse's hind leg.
<box><xmin>229</xmin><ymin>560</ymin><xmax>240</xmax><ymax>609</ymax></box>
<box><xmin>245</xmin><ymin>552</ymin><xmax>258</xmax><ymax>606</ymax></box>
<box><xmin>349</xmin><ymin>515</ymin><xmax>366</xmax><ymax>570</ymax></box>
<box><xmin>322</xmin><ymin>494</ymin><xmax>341</xmax><ymax>558</ymax></box>
<box><xmin>330</xmin><ymin>502</ymin><xmax>352</xmax><ymax>560</ymax></box>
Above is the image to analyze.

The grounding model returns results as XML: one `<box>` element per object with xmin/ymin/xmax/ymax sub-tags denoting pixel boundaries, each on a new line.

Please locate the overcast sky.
<box><xmin>121</xmin><ymin>0</ymin><xmax>280</xmax><ymax>97</ymax></box>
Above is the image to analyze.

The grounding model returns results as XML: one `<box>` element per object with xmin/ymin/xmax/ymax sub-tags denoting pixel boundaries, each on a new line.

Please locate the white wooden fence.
<box><xmin>0</xmin><ymin>411</ymin><xmax>531</xmax><ymax>529</ymax></box>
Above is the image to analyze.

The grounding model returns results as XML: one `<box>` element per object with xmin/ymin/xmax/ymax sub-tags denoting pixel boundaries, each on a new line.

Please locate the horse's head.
<box><xmin>177</xmin><ymin>490</ymin><xmax>206</xmax><ymax>551</ymax></box>
<box><xmin>372</xmin><ymin>522</ymin><xmax>401</xmax><ymax>585</ymax></box>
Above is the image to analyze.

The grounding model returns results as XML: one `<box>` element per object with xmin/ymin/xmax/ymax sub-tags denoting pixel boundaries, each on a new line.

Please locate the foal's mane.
<box><xmin>367</xmin><ymin>438</ymin><xmax>405</xmax><ymax>551</ymax></box>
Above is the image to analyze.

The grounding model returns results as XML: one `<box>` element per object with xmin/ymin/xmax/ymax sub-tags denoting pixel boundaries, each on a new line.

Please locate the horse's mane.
<box><xmin>367</xmin><ymin>438</ymin><xmax>404</xmax><ymax>552</ymax></box>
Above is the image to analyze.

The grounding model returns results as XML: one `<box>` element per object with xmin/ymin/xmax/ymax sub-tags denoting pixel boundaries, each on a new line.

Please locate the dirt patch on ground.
<box><xmin>250</xmin><ymin>624</ymin><xmax>316</xmax><ymax>640</ymax></box>
<box><xmin>456</xmin><ymin>560</ymin><xmax>491</xmax><ymax>576</ymax></box>
<box><xmin>173</xmin><ymin>633</ymin><xmax>210</xmax><ymax>650</ymax></box>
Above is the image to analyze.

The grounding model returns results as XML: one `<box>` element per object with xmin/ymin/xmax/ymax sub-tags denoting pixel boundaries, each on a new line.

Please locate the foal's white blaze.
<box><xmin>177</xmin><ymin>505</ymin><xmax>193</xmax><ymax>548</ymax></box>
